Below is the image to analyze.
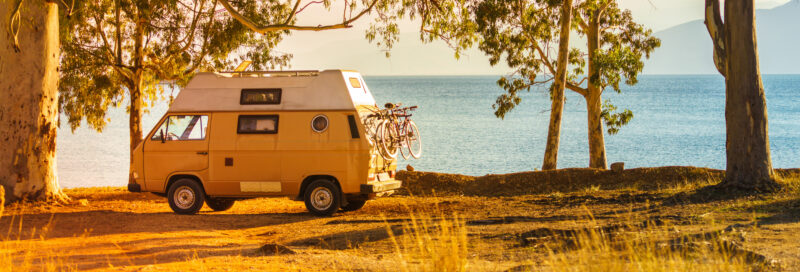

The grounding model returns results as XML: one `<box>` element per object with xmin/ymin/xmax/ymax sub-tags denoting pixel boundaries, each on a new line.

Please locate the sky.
<box><xmin>271</xmin><ymin>0</ymin><xmax>791</xmax><ymax>75</ymax></box>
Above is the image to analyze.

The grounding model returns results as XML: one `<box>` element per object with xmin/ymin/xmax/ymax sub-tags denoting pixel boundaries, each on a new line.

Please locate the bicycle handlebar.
<box><xmin>365</xmin><ymin>104</ymin><xmax>418</xmax><ymax>120</ymax></box>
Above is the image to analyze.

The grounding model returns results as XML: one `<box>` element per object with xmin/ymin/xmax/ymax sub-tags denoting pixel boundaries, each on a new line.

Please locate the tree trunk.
<box><xmin>0</xmin><ymin>1</ymin><xmax>67</xmax><ymax>202</ymax></box>
<box><xmin>128</xmin><ymin>14</ymin><xmax>145</xmax><ymax>181</ymax></box>
<box><xmin>721</xmin><ymin>0</ymin><xmax>777</xmax><ymax>190</ymax></box>
<box><xmin>585</xmin><ymin>91</ymin><xmax>607</xmax><ymax>169</ymax></box>
<box><xmin>541</xmin><ymin>0</ymin><xmax>573</xmax><ymax>171</ymax></box>
<box><xmin>585</xmin><ymin>18</ymin><xmax>607</xmax><ymax>170</ymax></box>
<box><xmin>129</xmin><ymin>82</ymin><xmax>143</xmax><ymax>155</ymax></box>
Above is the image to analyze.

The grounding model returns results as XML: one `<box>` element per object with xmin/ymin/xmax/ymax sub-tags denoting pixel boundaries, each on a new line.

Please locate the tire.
<box><xmin>405</xmin><ymin>120</ymin><xmax>422</xmax><ymax>159</ymax></box>
<box><xmin>206</xmin><ymin>198</ymin><xmax>235</xmax><ymax>211</ymax></box>
<box><xmin>167</xmin><ymin>178</ymin><xmax>206</xmax><ymax>215</ymax></box>
<box><xmin>303</xmin><ymin>179</ymin><xmax>342</xmax><ymax>216</ymax></box>
<box><xmin>340</xmin><ymin>198</ymin><xmax>367</xmax><ymax>212</ymax></box>
<box><xmin>379</xmin><ymin>120</ymin><xmax>398</xmax><ymax>160</ymax></box>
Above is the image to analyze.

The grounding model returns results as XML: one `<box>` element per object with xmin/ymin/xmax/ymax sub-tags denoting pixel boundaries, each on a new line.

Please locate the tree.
<box><xmin>0</xmin><ymin>0</ymin><xmax>68</xmax><ymax>202</ymax></box>
<box><xmin>59</xmin><ymin>0</ymin><xmax>290</xmax><ymax>182</ymax></box>
<box><xmin>704</xmin><ymin>0</ymin><xmax>778</xmax><ymax>190</ymax></box>
<box><xmin>418</xmin><ymin>0</ymin><xmax>659</xmax><ymax>169</ymax></box>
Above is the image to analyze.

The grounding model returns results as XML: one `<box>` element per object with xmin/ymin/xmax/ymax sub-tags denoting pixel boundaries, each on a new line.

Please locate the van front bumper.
<box><xmin>361</xmin><ymin>179</ymin><xmax>402</xmax><ymax>194</ymax></box>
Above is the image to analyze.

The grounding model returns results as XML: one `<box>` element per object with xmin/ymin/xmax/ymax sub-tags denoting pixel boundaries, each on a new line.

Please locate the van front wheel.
<box><xmin>304</xmin><ymin>180</ymin><xmax>341</xmax><ymax>216</ymax></box>
<box><xmin>206</xmin><ymin>198</ymin><xmax>235</xmax><ymax>211</ymax></box>
<box><xmin>167</xmin><ymin>178</ymin><xmax>206</xmax><ymax>215</ymax></box>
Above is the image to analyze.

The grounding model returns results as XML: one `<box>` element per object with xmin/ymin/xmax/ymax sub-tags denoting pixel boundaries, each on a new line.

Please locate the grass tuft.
<box><xmin>385</xmin><ymin>207</ymin><xmax>469</xmax><ymax>272</ymax></box>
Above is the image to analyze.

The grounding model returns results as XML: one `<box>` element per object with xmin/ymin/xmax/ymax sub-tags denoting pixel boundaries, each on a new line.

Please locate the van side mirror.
<box><xmin>159</xmin><ymin>129</ymin><xmax>165</xmax><ymax>143</ymax></box>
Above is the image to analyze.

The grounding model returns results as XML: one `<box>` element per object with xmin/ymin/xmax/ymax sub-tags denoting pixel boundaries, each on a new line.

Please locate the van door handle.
<box><xmin>196</xmin><ymin>151</ymin><xmax>208</xmax><ymax>155</ymax></box>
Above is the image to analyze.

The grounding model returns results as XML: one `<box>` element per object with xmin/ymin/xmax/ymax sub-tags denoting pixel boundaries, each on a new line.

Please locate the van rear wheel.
<box><xmin>304</xmin><ymin>180</ymin><xmax>341</xmax><ymax>216</ymax></box>
<box><xmin>206</xmin><ymin>198</ymin><xmax>235</xmax><ymax>211</ymax></box>
<box><xmin>167</xmin><ymin>178</ymin><xmax>205</xmax><ymax>215</ymax></box>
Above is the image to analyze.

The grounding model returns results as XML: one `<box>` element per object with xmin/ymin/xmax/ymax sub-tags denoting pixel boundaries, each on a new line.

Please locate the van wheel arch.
<box><xmin>298</xmin><ymin>175</ymin><xmax>342</xmax><ymax>202</ymax></box>
<box><xmin>166</xmin><ymin>174</ymin><xmax>205</xmax><ymax>195</ymax></box>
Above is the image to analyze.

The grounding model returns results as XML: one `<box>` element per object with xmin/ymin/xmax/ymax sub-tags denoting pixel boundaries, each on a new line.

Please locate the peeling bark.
<box><xmin>0</xmin><ymin>1</ymin><xmax>68</xmax><ymax>203</ymax></box>
<box><xmin>541</xmin><ymin>0</ymin><xmax>573</xmax><ymax>171</ymax></box>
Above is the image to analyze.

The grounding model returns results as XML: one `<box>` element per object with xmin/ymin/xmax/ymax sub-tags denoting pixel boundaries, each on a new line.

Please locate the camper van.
<box><xmin>127</xmin><ymin>70</ymin><xmax>401</xmax><ymax>216</ymax></box>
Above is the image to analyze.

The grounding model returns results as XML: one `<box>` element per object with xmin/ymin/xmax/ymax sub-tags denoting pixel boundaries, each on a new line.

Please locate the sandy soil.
<box><xmin>2</xmin><ymin>167</ymin><xmax>800</xmax><ymax>271</ymax></box>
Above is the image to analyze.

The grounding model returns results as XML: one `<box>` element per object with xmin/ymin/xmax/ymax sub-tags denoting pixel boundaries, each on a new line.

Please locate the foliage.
<box><xmin>371</xmin><ymin>0</ymin><xmax>660</xmax><ymax>135</ymax></box>
<box><xmin>58</xmin><ymin>0</ymin><xmax>291</xmax><ymax>132</ymax></box>
<box><xmin>600</xmin><ymin>99</ymin><xmax>632</xmax><ymax>135</ymax></box>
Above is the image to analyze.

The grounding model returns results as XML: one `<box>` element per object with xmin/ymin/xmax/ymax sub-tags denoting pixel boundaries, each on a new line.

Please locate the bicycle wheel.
<box><xmin>378</xmin><ymin>120</ymin><xmax>398</xmax><ymax>160</ymax></box>
<box><xmin>405</xmin><ymin>120</ymin><xmax>422</xmax><ymax>159</ymax></box>
<box><xmin>398</xmin><ymin>124</ymin><xmax>410</xmax><ymax>160</ymax></box>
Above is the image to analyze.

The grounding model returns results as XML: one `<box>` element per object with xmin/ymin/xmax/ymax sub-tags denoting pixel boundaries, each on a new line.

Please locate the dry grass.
<box><xmin>379</xmin><ymin>207</ymin><xmax>761</xmax><ymax>272</ymax></box>
<box><xmin>540</xmin><ymin>215</ymin><xmax>758</xmax><ymax>271</ymax></box>
<box><xmin>1</xmin><ymin>167</ymin><xmax>799</xmax><ymax>271</ymax></box>
<box><xmin>385</xmin><ymin>210</ymin><xmax>469</xmax><ymax>271</ymax></box>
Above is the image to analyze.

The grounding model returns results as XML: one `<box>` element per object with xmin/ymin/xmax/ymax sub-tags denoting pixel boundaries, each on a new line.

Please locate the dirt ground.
<box><xmin>2</xmin><ymin>167</ymin><xmax>800</xmax><ymax>271</ymax></box>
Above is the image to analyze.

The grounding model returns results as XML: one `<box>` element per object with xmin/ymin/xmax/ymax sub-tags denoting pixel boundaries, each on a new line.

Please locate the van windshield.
<box><xmin>151</xmin><ymin>115</ymin><xmax>209</xmax><ymax>141</ymax></box>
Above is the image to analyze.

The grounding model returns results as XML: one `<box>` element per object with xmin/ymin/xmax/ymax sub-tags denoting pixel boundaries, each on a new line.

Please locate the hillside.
<box><xmin>644</xmin><ymin>0</ymin><xmax>800</xmax><ymax>74</ymax></box>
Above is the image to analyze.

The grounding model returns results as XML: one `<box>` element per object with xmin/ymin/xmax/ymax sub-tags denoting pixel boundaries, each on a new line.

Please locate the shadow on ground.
<box><xmin>0</xmin><ymin>210</ymin><xmax>314</xmax><ymax>240</ymax></box>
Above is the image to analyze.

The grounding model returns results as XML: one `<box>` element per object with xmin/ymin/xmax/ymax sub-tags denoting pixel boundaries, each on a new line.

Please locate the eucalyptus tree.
<box><xmin>568</xmin><ymin>0</ymin><xmax>660</xmax><ymax>169</ymax></box>
<box><xmin>704</xmin><ymin>0</ymin><xmax>778</xmax><ymax>190</ymax></box>
<box><xmin>0</xmin><ymin>0</ymin><xmax>70</xmax><ymax>202</ymax></box>
<box><xmin>59</xmin><ymin>0</ymin><xmax>289</xmax><ymax>173</ymax></box>
<box><xmin>411</xmin><ymin>0</ymin><xmax>659</xmax><ymax>169</ymax></box>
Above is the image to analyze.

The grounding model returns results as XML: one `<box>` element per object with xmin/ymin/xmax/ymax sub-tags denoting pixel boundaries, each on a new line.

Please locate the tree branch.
<box><xmin>8</xmin><ymin>0</ymin><xmax>24</xmax><ymax>52</ymax></box>
<box><xmin>217</xmin><ymin>0</ymin><xmax>378</xmax><ymax>33</ymax></box>
<box><xmin>566</xmin><ymin>82</ymin><xmax>588</xmax><ymax>97</ymax></box>
<box><xmin>704</xmin><ymin>0</ymin><xmax>726</xmax><ymax>77</ymax></box>
<box><xmin>161</xmin><ymin>0</ymin><xmax>206</xmax><ymax>65</ymax></box>
<box><xmin>575</xmin><ymin>13</ymin><xmax>589</xmax><ymax>31</ymax></box>
<box><xmin>598</xmin><ymin>0</ymin><xmax>613</xmax><ymax>17</ymax></box>
<box><xmin>93</xmin><ymin>15</ymin><xmax>125</xmax><ymax>71</ymax></box>
<box><xmin>285</xmin><ymin>0</ymin><xmax>302</xmax><ymax>24</ymax></box>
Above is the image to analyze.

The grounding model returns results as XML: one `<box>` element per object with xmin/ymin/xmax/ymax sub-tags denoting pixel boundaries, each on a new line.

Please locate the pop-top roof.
<box><xmin>168</xmin><ymin>70</ymin><xmax>377</xmax><ymax>113</ymax></box>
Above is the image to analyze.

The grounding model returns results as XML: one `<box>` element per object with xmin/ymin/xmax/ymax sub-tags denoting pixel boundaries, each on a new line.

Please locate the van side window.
<box><xmin>348</xmin><ymin>77</ymin><xmax>361</xmax><ymax>88</ymax></box>
<box><xmin>240</xmin><ymin>89</ymin><xmax>281</xmax><ymax>105</ymax></box>
<box><xmin>151</xmin><ymin>115</ymin><xmax>209</xmax><ymax>141</ymax></box>
<box><xmin>238</xmin><ymin>115</ymin><xmax>279</xmax><ymax>134</ymax></box>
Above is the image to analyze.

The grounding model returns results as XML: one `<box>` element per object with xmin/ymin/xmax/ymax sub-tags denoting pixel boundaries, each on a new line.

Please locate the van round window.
<box><xmin>312</xmin><ymin>115</ymin><xmax>328</xmax><ymax>132</ymax></box>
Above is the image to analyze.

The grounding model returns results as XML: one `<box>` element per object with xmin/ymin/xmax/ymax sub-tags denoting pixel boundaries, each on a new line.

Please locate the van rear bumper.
<box><xmin>361</xmin><ymin>180</ymin><xmax>402</xmax><ymax>194</ymax></box>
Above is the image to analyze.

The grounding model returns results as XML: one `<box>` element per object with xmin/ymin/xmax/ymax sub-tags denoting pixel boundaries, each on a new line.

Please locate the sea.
<box><xmin>56</xmin><ymin>75</ymin><xmax>800</xmax><ymax>188</ymax></box>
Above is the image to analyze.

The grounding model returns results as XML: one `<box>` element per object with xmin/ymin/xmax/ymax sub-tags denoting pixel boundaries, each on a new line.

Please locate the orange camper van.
<box><xmin>127</xmin><ymin>70</ymin><xmax>401</xmax><ymax>216</ymax></box>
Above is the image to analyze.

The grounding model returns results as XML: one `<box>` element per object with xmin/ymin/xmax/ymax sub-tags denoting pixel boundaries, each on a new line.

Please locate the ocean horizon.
<box><xmin>56</xmin><ymin>74</ymin><xmax>800</xmax><ymax>188</ymax></box>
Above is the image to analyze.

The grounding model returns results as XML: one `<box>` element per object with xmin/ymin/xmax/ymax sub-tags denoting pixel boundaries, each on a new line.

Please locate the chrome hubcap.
<box><xmin>174</xmin><ymin>186</ymin><xmax>195</xmax><ymax>209</ymax></box>
<box><xmin>310</xmin><ymin>187</ymin><xmax>333</xmax><ymax>211</ymax></box>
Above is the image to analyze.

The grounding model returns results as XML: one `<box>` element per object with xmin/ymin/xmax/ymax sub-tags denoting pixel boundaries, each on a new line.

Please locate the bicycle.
<box><xmin>375</xmin><ymin>103</ymin><xmax>422</xmax><ymax>160</ymax></box>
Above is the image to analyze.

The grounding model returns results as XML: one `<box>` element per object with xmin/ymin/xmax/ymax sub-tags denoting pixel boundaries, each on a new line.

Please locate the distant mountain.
<box><xmin>644</xmin><ymin>0</ymin><xmax>800</xmax><ymax>74</ymax></box>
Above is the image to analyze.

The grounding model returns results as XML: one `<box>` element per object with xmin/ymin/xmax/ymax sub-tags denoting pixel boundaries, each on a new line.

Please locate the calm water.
<box><xmin>56</xmin><ymin>75</ymin><xmax>800</xmax><ymax>188</ymax></box>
